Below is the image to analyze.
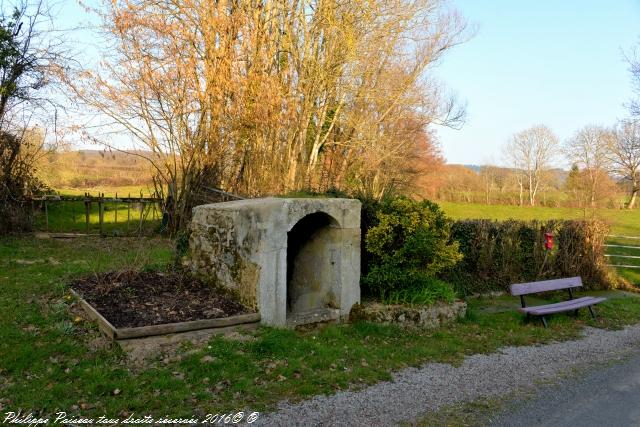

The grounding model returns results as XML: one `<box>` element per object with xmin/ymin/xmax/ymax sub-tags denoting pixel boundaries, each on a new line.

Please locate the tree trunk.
<box><xmin>629</xmin><ymin>183</ymin><xmax>638</xmax><ymax>209</ymax></box>
<box><xmin>590</xmin><ymin>172</ymin><xmax>598</xmax><ymax>208</ymax></box>
<box><xmin>530</xmin><ymin>186</ymin><xmax>536</xmax><ymax>206</ymax></box>
<box><xmin>518</xmin><ymin>181</ymin><xmax>523</xmax><ymax>206</ymax></box>
<box><xmin>529</xmin><ymin>173</ymin><xmax>536</xmax><ymax>206</ymax></box>
<box><xmin>629</xmin><ymin>191</ymin><xmax>638</xmax><ymax>209</ymax></box>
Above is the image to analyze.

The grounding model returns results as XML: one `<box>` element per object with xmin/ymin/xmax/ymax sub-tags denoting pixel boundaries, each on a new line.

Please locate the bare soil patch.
<box><xmin>70</xmin><ymin>270</ymin><xmax>250</xmax><ymax>328</ymax></box>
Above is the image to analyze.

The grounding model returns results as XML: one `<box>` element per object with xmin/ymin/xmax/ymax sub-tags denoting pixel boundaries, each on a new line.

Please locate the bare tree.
<box><xmin>504</xmin><ymin>125</ymin><xmax>558</xmax><ymax>206</ymax></box>
<box><xmin>479</xmin><ymin>165</ymin><xmax>498</xmax><ymax>205</ymax></box>
<box><xmin>564</xmin><ymin>125</ymin><xmax>613</xmax><ymax>207</ymax></box>
<box><xmin>610</xmin><ymin>120</ymin><xmax>640</xmax><ymax>209</ymax></box>
<box><xmin>65</xmin><ymin>0</ymin><xmax>469</xmax><ymax>231</ymax></box>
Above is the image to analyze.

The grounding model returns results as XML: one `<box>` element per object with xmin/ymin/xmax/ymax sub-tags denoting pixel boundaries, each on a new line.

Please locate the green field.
<box><xmin>439</xmin><ymin>201</ymin><xmax>640</xmax><ymax>235</ymax></box>
<box><xmin>439</xmin><ymin>201</ymin><xmax>640</xmax><ymax>285</ymax></box>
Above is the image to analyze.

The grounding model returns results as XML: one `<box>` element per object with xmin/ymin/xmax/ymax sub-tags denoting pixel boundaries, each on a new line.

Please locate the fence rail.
<box><xmin>606</xmin><ymin>264</ymin><xmax>640</xmax><ymax>269</ymax></box>
<box><xmin>605</xmin><ymin>254</ymin><xmax>640</xmax><ymax>259</ymax></box>
<box><xmin>607</xmin><ymin>235</ymin><xmax>640</xmax><ymax>240</ymax></box>
<box><xmin>604</xmin><ymin>244</ymin><xmax>640</xmax><ymax>250</ymax></box>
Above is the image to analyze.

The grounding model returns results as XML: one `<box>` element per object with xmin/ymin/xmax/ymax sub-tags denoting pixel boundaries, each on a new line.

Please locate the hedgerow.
<box><xmin>445</xmin><ymin>219</ymin><xmax>613</xmax><ymax>295</ymax></box>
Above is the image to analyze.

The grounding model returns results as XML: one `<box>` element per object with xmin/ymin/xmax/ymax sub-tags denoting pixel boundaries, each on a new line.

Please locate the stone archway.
<box><xmin>286</xmin><ymin>212</ymin><xmax>340</xmax><ymax>320</ymax></box>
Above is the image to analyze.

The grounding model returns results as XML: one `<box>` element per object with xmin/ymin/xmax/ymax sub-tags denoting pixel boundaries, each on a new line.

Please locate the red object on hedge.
<box><xmin>544</xmin><ymin>232</ymin><xmax>554</xmax><ymax>250</ymax></box>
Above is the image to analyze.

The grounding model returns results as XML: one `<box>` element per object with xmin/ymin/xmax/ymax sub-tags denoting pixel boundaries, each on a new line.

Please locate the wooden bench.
<box><xmin>510</xmin><ymin>277</ymin><xmax>606</xmax><ymax>328</ymax></box>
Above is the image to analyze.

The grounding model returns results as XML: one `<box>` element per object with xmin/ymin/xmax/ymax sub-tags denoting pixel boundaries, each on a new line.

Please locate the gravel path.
<box><xmin>256</xmin><ymin>325</ymin><xmax>640</xmax><ymax>426</ymax></box>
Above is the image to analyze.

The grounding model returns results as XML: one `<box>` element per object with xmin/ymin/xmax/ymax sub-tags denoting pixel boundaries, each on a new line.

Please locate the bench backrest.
<box><xmin>510</xmin><ymin>277</ymin><xmax>582</xmax><ymax>296</ymax></box>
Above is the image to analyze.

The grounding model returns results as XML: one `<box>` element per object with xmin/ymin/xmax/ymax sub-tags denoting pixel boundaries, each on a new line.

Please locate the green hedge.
<box><xmin>445</xmin><ymin>219</ymin><xmax>613</xmax><ymax>295</ymax></box>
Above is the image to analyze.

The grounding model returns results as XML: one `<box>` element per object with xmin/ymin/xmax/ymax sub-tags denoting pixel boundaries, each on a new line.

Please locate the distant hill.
<box><xmin>447</xmin><ymin>163</ymin><xmax>569</xmax><ymax>181</ymax></box>
<box><xmin>461</xmin><ymin>164</ymin><xmax>481</xmax><ymax>173</ymax></box>
<box><xmin>444</xmin><ymin>164</ymin><xmax>481</xmax><ymax>173</ymax></box>
<box><xmin>39</xmin><ymin>149</ymin><xmax>155</xmax><ymax>189</ymax></box>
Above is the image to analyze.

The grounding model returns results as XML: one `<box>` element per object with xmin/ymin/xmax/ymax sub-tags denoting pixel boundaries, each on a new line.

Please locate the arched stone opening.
<box><xmin>286</xmin><ymin>212</ymin><xmax>340</xmax><ymax>320</ymax></box>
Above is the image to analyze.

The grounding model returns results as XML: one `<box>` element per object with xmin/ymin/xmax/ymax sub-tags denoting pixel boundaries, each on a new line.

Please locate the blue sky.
<box><xmin>435</xmin><ymin>0</ymin><xmax>640</xmax><ymax>165</ymax></box>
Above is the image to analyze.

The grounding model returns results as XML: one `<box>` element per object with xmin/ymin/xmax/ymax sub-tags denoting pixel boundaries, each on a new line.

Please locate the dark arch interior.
<box><xmin>286</xmin><ymin>212</ymin><xmax>335</xmax><ymax>314</ymax></box>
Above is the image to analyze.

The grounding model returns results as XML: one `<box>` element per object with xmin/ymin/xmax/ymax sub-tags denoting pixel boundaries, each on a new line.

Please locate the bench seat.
<box><xmin>518</xmin><ymin>296</ymin><xmax>607</xmax><ymax>316</ymax></box>
<box><xmin>510</xmin><ymin>277</ymin><xmax>607</xmax><ymax>327</ymax></box>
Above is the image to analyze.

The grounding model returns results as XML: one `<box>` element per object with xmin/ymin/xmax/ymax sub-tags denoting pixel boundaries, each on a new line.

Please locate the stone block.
<box><xmin>349</xmin><ymin>301</ymin><xmax>467</xmax><ymax>329</ymax></box>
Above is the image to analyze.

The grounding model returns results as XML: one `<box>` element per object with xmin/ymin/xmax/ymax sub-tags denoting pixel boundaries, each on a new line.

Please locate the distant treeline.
<box><xmin>38</xmin><ymin>150</ymin><xmax>631</xmax><ymax>210</ymax></box>
<box><xmin>39</xmin><ymin>150</ymin><xmax>155</xmax><ymax>189</ymax></box>
<box><xmin>421</xmin><ymin>163</ymin><xmax>628</xmax><ymax>209</ymax></box>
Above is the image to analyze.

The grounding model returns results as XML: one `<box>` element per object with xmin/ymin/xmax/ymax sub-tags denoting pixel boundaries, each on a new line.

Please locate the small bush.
<box><xmin>362</xmin><ymin>196</ymin><xmax>462</xmax><ymax>302</ymax></box>
<box><xmin>173</xmin><ymin>228</ymin><xmax>191</xmax><ymax>266</ymax></box>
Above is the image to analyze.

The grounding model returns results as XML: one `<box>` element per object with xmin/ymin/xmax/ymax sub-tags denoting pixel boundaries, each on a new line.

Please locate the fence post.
<box><xmin>84</xmin><ymin>193</ymin><xmax>90</xmax><ymax>233</ymax></box>
<box><xmin>127</xmin><ymin>193</ymin><xmax>131</xmax><ymax>235</ymax></box>
<box><xmin>44</xmin><ymin>200</ymin><xmax>48</xmax><ymax>232</ymax></box>
<box><xmin>114</xmin><ymin>192</ymin><xmax>118</xmax><ymax>225</ymax></box>
<box><xmin>138</xmin><ymin>201</ymin><xmax>144</xmax><ymax>237</ymax></box>
<box><xmin>98</xmin><ymin>193</ymin><xmax>104</xmax><ymax>236</ymax></box>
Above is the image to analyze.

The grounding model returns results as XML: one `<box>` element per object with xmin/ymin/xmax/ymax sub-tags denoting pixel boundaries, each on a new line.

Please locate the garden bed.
<box><xmin>70</xmin><ymin>270</ymin><xmax>259</xmax><ymax>339</ymax></box>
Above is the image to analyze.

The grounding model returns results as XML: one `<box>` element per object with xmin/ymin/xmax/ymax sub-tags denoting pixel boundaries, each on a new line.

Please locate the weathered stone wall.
<box><xmin>190</xmin><ymin>207</ymin><xmax>260</xmax><ymax>309</ymax></box>
<box><xmin>190</xmin><ymin>198</ymin><xmax>361</xmax><ymax>327</ymax></box>
<box><xmin>349</xmin><ymin>301</ymin><xmax>467</xmax><ymax>329</ymax></box>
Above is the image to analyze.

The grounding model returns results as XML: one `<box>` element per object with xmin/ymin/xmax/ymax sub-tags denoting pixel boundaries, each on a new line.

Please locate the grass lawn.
<box><xmin>439</xmin><ymin>201</ymin><xmax>640</xmax><ymax>285</ymax></box>
<box><xmin>2</xmin><ymin>236</ymin><xmax>640</xmax><ymax>418</ymax></box>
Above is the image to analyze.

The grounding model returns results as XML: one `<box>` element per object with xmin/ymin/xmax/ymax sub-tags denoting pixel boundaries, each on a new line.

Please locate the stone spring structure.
<box><xmin>189</xmin><ymin>198</ymin><xmax>361</xmax><ymax>327</ymax></box>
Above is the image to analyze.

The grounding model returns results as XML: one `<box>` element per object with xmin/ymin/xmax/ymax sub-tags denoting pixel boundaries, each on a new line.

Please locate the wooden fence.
<box><xmin>28</xmin><ymin>192</ymin><xmax>164</xmax><ymax>236</ymax></box>
<box><xmin>605</xmin><ymin>235</ymin><xmax>640</xmax><ymax>270</ymax></box>
<box><xmin>25</xmin><ymin>186</ymin><xmax>246</xmax><ymax>237</ymax></box>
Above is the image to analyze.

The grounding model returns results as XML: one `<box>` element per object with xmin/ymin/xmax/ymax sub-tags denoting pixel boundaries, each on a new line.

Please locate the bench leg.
<box><xmin>541</xmin><ymin>316</ymin><xmax>548</xmax><ymax>328</ymax></box>
<box><xmin>588</xmin><ymin>305</ymin><xmax>596</xmax><ymax>320</ymax></box>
